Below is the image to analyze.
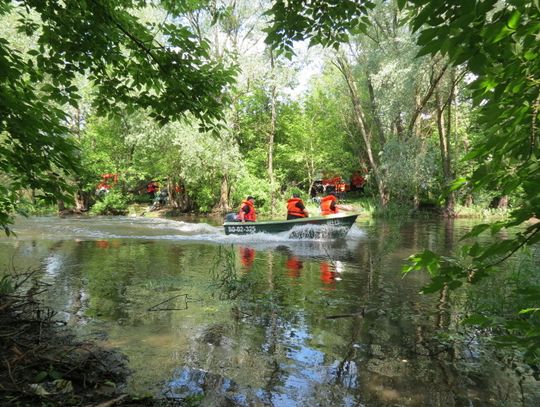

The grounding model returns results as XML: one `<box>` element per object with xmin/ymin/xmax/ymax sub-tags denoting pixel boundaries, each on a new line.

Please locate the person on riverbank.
<box><xmin>238</xmin><ymin>196</ymin><xmax>256</xmax><ymax>222</ymax></box>
<box><xmin>146</xmin><ymin>181</ymin><xmax>158</xmax><ymax>199</ymax></box>
<box><xmin>320</xmin><ymin>192</ymin><xmax>353</xmax><ymax>215</ymax></box>
<box><xmin>286</xmin><ymin>193</ymin><xmax>309</xmax><ymax>220</ymax></box>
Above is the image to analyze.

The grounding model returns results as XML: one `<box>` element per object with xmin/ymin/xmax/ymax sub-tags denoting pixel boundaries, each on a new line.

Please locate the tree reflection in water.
<box><xmin>1</xmin><ymin>217</ymin><xmax>539</xmax><ymax>406</ymax></box>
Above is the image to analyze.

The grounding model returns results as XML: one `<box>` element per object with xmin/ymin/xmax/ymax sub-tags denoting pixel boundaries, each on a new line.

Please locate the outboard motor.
<box><xmin>224</xmin><ymin>212</ymin><xmax>239</xmax><ymax>222</ymax></box>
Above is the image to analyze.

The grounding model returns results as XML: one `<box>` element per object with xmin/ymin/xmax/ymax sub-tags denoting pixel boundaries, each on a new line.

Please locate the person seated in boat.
<box><xmin>320</xmin><ymin>192</ymin><xmax>354</xmax><ymax>215</ymax></box>
<box><xmin>238</xmin><ymin>196</ymin><xmax>257</xmax><ymax>222</ymax></box>
<box><xmin>286</xmin><ymin>193</ymin><xmax>309</xmax><ymax>220</ymax></box>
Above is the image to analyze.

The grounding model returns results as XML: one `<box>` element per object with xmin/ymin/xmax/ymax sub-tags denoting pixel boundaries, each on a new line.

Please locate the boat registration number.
<box><xmin>227</xmin><ymin>225</ymin><xmax>257</xmax><ymax>234</ymax></box>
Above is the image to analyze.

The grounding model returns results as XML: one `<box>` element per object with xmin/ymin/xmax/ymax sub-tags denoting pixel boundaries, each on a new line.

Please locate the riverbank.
<box><xmin>0</xmin><ymin>270</ymin><xmax>191</xmax><ymax>406</ymax></box>
<box><xmin>24</xmin><ymin>194</ymin><xmax>513</xmax><ymax>223</ymax></box>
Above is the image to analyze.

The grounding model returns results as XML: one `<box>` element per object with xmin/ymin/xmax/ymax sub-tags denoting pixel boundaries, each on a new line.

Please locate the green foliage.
<box><xmin>34</xmin><ymin>364</ymin><xmax>63</xmax><ymax>383</ymax></box>
<box><xmin>398</xmin><ymin>0</ymin><xmax>540</xmax><ymax>359</ymax></box>
<box><xmin>0</xmin><ymin>274</ymin><xmax>14</xmax><ymax>295</ymax></box>
<box><xmin>0</xmin><ymin>0</ymin><xmax>235</xmax><ymax>233</ymax></box>
<box><xmin>453</xmin><ymin>204</ymin><xmax>510</xmax><ymax>220</ymax></box>
<box><xmin>407</xmin><ymin>0</ymin><xmax>540</xmax><ymax>223</ymax></box>
<box><xmin>78</xmin><ymin>108</ymin><xmax>245</xmax><ymax>213</ymax></box>
<box><xmin>381</xmin><ymin>137</ymin><xmax>439</xmax><ymax>203</ymax></box>
<box><xmin>90</xmin><ymin>190</ymin><xmax>128</xmax><ymax>215</ymax></box>
<box><xmin>460</xmin><ymin>250</ymin><xmax>540</xmax><ymax>364</ymax></box>
<box><xmin>16</xmin><ymin>199</ymin><xmax>57</xmax><ymax>217</ymax></box>
<box><xmin>0</xmin><ymin>29</ymin><xmax>80</xmax><ymax>232</ymax></box>
<box><xmin>232</xmin><ymin>172</ymin><xmax>272</xmax><ymax>215</ymax></box>
<box><xmin>0</xmin><ymin>187</ymin><xmax>17</xmax><ymax>235</ymax></box>
<box><xmin>264</xmin><ymin>0</ymin><xmax>374</xmax><ymax>57</ymax></box>
<box><xmin>372</xmin><ymin>201</ymin><xmax>413</xmax><ymax>219</ymax></box>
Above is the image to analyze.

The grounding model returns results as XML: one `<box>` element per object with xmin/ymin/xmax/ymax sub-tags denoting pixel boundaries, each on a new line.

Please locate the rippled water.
<box><xmin>0</xmin><ymin>215</ymin><xmax>538</xmax><ymax>406</ymax></box>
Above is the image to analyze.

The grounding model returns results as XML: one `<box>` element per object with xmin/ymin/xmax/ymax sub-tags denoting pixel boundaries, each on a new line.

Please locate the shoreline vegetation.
<box><xmin>23</xmin><ymin>196</ymin><xmax>514</xmax><ymax>222</ymax></box>
<box><xmin>0</xmin><ymin>270</ymin><xmax>200</xmax><ymax>407</ymax></box>
<box><xmin>1</xmin><ymin>270</ymin><xmax>129</xmax><ymax>406</ymax></box>
<box><xmin>1</xmin><ymin>0</ymin><xmax>538</xmax><ymax>405</ymax></box>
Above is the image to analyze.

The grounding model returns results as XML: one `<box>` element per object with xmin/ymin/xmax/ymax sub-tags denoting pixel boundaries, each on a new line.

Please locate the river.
<box><xmin>0</xmin><ymin>215</ymin><xmax>538</xmax><ymax>406</ymax></box>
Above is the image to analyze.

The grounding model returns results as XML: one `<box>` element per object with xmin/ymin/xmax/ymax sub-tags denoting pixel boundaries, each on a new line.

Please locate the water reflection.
<box><xmin>95</xmin><ymin>239</ymin><xmax>122</xmax><ymax>249</ymax></box>
<box><xmin>285</xmin><ymin>256</ymin><xmax>302</xmax><ymax>279</ymax></box>
<box><xmin>319</xmin><ymin>261</ymin><xmax>337</xmax><ymax>289</ymax></box>
<box><xmin>239</xmin><ymin>246</ymin><xmax>255</xmax><ymax>270</ymax></box>
<box><xmin>0</xmin><ymin>216</ymin><xmax>538</xmax><ymax>406</ymax></box>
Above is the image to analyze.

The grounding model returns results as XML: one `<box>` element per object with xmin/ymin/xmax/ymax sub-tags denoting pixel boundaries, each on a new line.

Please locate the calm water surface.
<box><xmin>1</xmin><ymin>216</ymin><xmax>538</xmax><ymax>406</ymax></box>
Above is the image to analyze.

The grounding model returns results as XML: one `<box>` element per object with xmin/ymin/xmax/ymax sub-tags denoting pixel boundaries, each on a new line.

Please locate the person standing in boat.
<box><xmin>286</xmin><ymin>193</ymin><xmax>309</xmax><ymax>220</ymax></box>
<box><xmin>320</xmin><ymin>192</ymin><xmax>353</xmax><ymax>215</ymax></box>
<box><xmin>238</xmin><ymin>196</ymin><xmax>257</xmax><ymax>222</ymax></box>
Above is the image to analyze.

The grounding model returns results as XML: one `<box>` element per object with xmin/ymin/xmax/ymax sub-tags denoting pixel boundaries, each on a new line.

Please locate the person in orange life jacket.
<box><xmin>320</xmin><ymin>192</ymin><xmax>353</xmax><ymax>215</ymax></box>
<box><xmin>320</xmin><ymin>191</ymin><xmax>339</xmax><ymax>215</ymax></box>
<box><xmin>238</xmin><ymin>196</ymin><xmax>256</xmax><ymax>222</ymax></box>
<box><xmin>286</xmin><ymin>193</ymin><xmax>309</xmax><ymax>220</ymax></box>
<box><xmin>146</xmin><ymin>181</ymin><xmax>158</xmax><ymax>199</ymax></box>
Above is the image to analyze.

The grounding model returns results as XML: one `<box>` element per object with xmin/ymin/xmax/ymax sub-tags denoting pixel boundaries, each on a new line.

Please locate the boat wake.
<box><xmin>7</xmin><ymin>216</ymin><xmax>366</xmax><ymax>246</ymax></box>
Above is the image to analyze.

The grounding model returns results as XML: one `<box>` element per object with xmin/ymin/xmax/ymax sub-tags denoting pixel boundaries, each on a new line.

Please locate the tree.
<box><xmin>402</xmin><ymin>1</ymin><xmax>540</xmax><ymax>359</ymax></box>
<box><xmin>328</xmin><ymin>2</ymin><xmax>454</xmax><ymax>208</ymax></box>
<box><xmin>0</xmin><ymin>0</ymin><xmax>235</xmax><ymax>233</ymax></box>
<box><xmin>265</xmin><ymin>0</ymin><xmax>540</xmax><ymax>360</ymax></box>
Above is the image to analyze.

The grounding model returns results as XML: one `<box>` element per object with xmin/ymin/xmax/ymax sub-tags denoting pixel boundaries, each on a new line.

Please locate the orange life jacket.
<box><xmin>287</xmin><ymin>198</ymin><xmax>306</xmax><ymax>218</ymax></box>
<box><xmin>238</xmin><ymin>200</ymin><xmax>256</xmax><ymax>221</ymax></box>
<box><xmin>320</xmin><ymin>195</ymin><xmax>338</xmax><ymax>215</ymax></box>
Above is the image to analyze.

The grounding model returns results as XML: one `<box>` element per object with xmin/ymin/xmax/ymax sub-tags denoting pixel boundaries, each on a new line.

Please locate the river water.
<box><xmin>0</xmin><ymin>216</ymin><xmax>538</xmax><ymax>406</ymax></box>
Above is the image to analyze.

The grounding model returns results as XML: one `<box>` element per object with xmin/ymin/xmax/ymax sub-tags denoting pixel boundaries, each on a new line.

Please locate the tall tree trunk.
<box><xmin>335</xmin><ymin>54</ymin><xmax>388</xmax><ymax>206</ymax></box>
<box><xmin>216</xmin><ymin>174</ymin><xmax>231</xmax><ymax>213</ymax></box>
<box><xmin>75</xmin><ymin>190</ymin><xmax>89</xmax><ymax>212</ymax></box>
<box><xmin>367</xmin><ymin>77</ymin><xmax>385</xmax><ymax>144</ymax></box>
<box><xmin>435</xmin><ymin>75</ymin><xmax>455</xmax><ymax>217</ymax></box>
<box><xmin>268</xmin><ymin>49</ymin><xmax>277</xmax><ymax>216</ymax></box>
<box><xmin>57</xmin><ymin>200</ymin><xmax>65</xmax><ymax>213</ymax></box>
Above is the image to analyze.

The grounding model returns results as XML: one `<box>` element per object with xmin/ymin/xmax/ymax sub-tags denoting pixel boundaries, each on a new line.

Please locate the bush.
<box><xmin>128</xmin><ymin>194</ymin><xmax>154</xmax><ymax>204</ymax></box>
<box><xmin>16</xmin><ymin>195</ymin><xmax>57</xmax><ymax>217</ymax></box>
<box><xmin>90</xmin><ymin>190</ymin><xmax>128</xmax><ymax>215</ymax></box>
<box><xmin>231</xmin><ymin>173</ymin><xmax>271</xmax><ymax>215</ymax></box>
<box><xmin>372</xmin><ymin>201</ymin><xmax>412</xmax><ymax>218</ymax></box>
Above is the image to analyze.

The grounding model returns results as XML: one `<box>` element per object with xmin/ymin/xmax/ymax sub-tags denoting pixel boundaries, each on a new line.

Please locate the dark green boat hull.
<box><xmin>223</xmin><ymin>214</ymin><xmax>358</xmax><ymax>238</ymax></box>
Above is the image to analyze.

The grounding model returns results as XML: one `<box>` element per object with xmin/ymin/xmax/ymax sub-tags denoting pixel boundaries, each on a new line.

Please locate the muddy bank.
<box><xmin>0</xmin><ymin>270</ymin><xmax>186</xmax><ymax>407</ymax></box>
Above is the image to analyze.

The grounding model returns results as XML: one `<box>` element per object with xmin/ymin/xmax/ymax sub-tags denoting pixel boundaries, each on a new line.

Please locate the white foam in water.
<box><xmin>346</xmin><ymin>225</ymin><xmax>366</xmax><ymax>239</ymax></box>
<box><xmin>8</xmin><ymin>216</ymin><xmax>365</xmax><ymax>245</ymax></box>
<box><xmin>289</xmin><ymin>223</ymin><xmax>351</xmax><ymax>240</ymax></box>
<box><xmin>143</xmin><ymin>218</ymin><xmax>219</xmax><ymax>234</ymax></box>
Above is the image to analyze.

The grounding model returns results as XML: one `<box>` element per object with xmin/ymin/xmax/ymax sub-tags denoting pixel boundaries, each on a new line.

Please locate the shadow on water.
<box><xmin>1</xmin><ymin>216</ymin><xmax>539</xmax><ymax>406</ymax></box>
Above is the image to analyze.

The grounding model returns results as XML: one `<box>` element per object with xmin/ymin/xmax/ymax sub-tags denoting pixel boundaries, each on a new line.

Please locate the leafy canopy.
<box><xmin>0</xmin><ymin>0</ymin><xmax>236</xmax><ymax>233</ymax></box>
<box><xmin>264</xmin><ymin>0</ymin><xmax>540</xmax><ymax>360</ymax></box>
<box><xmin>264</xmin><ymin>0</ymin><xmax>375</xmax><ymax>56</ymax></box>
